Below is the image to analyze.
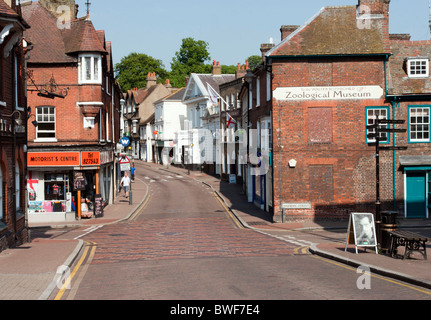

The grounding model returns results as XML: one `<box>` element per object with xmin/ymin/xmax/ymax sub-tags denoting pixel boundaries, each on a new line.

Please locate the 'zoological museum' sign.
<box><xmin>273</xmin><ymin>86</ymin><xmax>384</xmax><ymax>101</ymax></box>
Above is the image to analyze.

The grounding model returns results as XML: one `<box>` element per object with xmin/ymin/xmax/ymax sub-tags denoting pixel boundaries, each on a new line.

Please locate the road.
<box><xmin>46</xmin><ymin>163</ymin><xmax>431</xmax><ymax>303</ymax></box>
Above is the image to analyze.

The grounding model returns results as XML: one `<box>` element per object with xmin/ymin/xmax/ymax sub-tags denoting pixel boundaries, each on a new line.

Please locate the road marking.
<box><xmin>66</xmin><ymin>241</ymin><xmax>97</xmax><ymax>300</ymax></box>
<box><xmin>74</xmin><ymin>225</ymin><xmax>103</xmax><ymax>240</ymax></box>
<box><xmin>313</xmin><ymin>255</ymin><xmax>431</xmax><ymax>296</ymax></box>
<box><xmin>54</xmin><ymin>241</ymin><xmax>97</xmax><ymax>300</ymax></box>
<box><xmin>293</xmin><ymin>246</ymin><xmax>310</xmax><ymax>255</ymax></box>
<box><xmin>257</xmin><ymin>230</ymin><xmax>317</xmax><ymax>248</ymax></box>
<box><xmin>213</xmin><ymin>193</ymin><xmax>244</xmax><ymax>230</ymax></box>
<box><xmin>129</xmin><ymin>194</ymin><xmax>151</xmax><ymax>221</ymax></box>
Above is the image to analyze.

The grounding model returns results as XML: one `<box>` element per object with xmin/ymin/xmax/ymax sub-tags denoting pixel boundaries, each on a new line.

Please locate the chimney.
<box><xmin>235</xmin><ymin>63</ymin><xmax>247</xmax><ymax>79</ymax></box>
<box><xmin>165</xmin><ymin>79</ymin><xmax>172</xmax><ymax>90</ymax></box>
<box><xmin>357</xmin><ymin>0</ymin><xmax>390</xmax><ymax>52</ymax></box>
<box><xmin>146</xmin><ymin>72</ymin><xmax>157</xmax><ymax>88</ymax></box>
<box><xmin>260</xmin><ymin>43</ymin><xmax>275</xmax><ymax>60</ymax></box>
<box><xmin>358</xmin><ymin>0</ymin><xmax>390</xmax><ymax>15</ymax></box>
<box><xmin>211</xmin><ymin>60</ymin><xmax>222</xmax><ymax>75</ymax></box>
<box><xmin>389</xmin><ymin>34</ymin><xmax>411</xmax><ymax>41</ymax></box>
<box><xmin>39</xmin><ymin>0</ymin><xmax>77</xmax><ymax>19</ymax></box>
<box><xmin>280</xmin><ymin>25</ymin><xmax>300</xmax><ymax>41</ymax></box>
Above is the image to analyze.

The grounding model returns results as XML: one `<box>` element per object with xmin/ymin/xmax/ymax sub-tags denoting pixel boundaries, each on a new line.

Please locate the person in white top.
<box><xmin>120</xmin><ymin>172</ymin><xmax>131</xmax><ymax>198</ymax></box>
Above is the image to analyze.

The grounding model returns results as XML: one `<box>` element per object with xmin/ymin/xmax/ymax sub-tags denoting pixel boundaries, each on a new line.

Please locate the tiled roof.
<box><xmin>388</xmin><ymin>39</ymin><xmax>431</xmax><ymax>95</ymax></box>
<box><xmin>0</xmin><ymin>0</ymin><xmax>18</xmax><ymax>17</ymax></box>
<box><xmin>0</xmin><ymin>0</ymin><xmax>30</xmax><ymax>28</ymax></box>
<box><xmin>268</xmin><ymin>6</ymin><xmax>389</xmax><ymax>57</ymax></box>
<box><xmin>22</xmin><ymin>2</ymin><xmax>106</xmax><ymax>64</ymax></box>
<box><xmin>22</xmin><ymin>2</ymin><xmax>73</xmax><ymax>63</ymax></box>
<box><xmin>62</xmin><ymin>18</ymin><xmax>107</xmax><ymax>55</ymax></box>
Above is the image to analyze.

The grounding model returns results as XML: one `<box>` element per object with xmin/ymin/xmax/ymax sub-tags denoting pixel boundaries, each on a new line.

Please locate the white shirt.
<box><xmin>121</xmin><ymin>175</ymin><xmax>130</xmax><ymax>187</ymax></box>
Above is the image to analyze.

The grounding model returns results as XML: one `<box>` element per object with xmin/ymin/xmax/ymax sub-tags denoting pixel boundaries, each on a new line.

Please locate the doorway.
<box><xmin>405</xmin><ymin>172</ymin><xmax>427</xmax><ymax>218</ymax></box>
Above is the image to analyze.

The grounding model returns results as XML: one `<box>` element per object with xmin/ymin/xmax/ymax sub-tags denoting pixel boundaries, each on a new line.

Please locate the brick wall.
<box><xmin>271</xmin><ymin>57</ymin><xmax>389</xmax><ymax>221</ymax></box>
<box><xmin>0</xmin><ymin>36</ymin><xmax>29</xmax><ymax>251</ymax></box>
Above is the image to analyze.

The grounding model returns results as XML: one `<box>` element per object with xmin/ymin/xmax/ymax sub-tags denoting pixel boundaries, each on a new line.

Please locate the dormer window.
<box><xmin>407</xmin><ymin>58</ymin><xmax>429</xmax><ymax>78</ymax></box>
<box><xmin>78</xmin><ymin>54</ymin><xmax>102</xmax><ymax>84</ymax></box>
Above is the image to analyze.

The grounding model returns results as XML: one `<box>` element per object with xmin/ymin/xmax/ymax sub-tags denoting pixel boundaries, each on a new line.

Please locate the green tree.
<box><xmin>114</xmin><ymin>53</ymin><xmax>168</xmax><ymax>92</ymax></box>
<box><xmin>247</xmin><ymin>55</ymin><xmax>263</xmax><ymax>70</ymax></box>
<box><xmin>170</xmin><ymin>37</ymin><xmax>211</xmax><ymax>87</ymax></box>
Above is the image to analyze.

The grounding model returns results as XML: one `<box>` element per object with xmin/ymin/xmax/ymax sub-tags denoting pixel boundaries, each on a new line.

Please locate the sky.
<box><xmin>75</xmin><ymin>0</ymin><xmax>431</xmax><ymax>71</ymax></box>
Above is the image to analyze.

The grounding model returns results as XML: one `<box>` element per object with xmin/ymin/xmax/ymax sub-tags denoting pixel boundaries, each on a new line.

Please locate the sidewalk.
<box><xmin>1</xmin><ymin>161</ymin><xmax>431</xmax><ymax>300</ymax></box>
<box><xmin>0</xmin><ymin>170</ymin><xmax>149</xmax><ymax>300</ymax></box>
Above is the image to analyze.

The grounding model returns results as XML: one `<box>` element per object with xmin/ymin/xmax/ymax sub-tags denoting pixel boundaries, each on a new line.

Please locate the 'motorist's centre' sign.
<box><xmin>273</xmin><ymin>86</ymin><xmax>384</xmax><ymax>101</ymax></box>
<box><xmin>28</xmin><ymin>152</ymin><xmax>80</xmax><ymax>167</ymax></box>
<box><xmin>28</xmin><ymin>151</ymin><xmax>102</xmax><ymax>167</ymax></box>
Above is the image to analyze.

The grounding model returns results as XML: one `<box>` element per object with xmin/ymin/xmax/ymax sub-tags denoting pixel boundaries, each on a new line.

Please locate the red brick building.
<box><xmin>386</xmin><ymin>34</ymin><xmax>431</xmax><ymax>219</ymax></box>
<box><xmin>0</xmin><ymin>0</ymin><xmax>30</xmax><ymax>251</ymax></box>
<box><xmin>22</xmin><ymin>1</ymin><xmax>122</xmax><ymax>223</ymax></box>
<box><xmin>267</xmin><ymin>0</ymin><xmax>393</xmax><ymax>222</ymax></box>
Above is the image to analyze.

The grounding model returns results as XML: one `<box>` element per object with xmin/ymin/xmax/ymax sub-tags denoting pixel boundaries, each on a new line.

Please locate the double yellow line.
<box><xmin>54</xmin><ymin>241</ymin><xmax>97</xmax><ymax>300</ymax></box>
<box><xmin>313</xmin><ymin>255</ymin><xmax>431</xmax><ymax>296</ymax></box>
<box><xmin>294</xmin><ymin>246</ymin><xmax>310</xmax><ymax>255</ymax></box>
<box><xmin>128</xmin><ymin>194</ymin><xmax>151</xmax><ymax>221</ymax></box>
<box><xmin>214</xmin><ymin>193</ymin><xmax>245</xmax><ymax>229</ymax></box>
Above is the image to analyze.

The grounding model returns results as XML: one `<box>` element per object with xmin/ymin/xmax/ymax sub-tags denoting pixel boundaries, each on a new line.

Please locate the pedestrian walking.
<box><xmin>131</xmin><ymin>165</ymin><xmax>136</xmax><ymax>182</ymax></box>
<box><xmin>120</xmin><ymin>172</ymin><xmax>131</xmax><ymax>198</ymax></box>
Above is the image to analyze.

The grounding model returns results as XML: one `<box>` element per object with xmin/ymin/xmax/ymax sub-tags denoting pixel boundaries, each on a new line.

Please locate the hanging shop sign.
<box><xmin>28</xmin><ymin>152</ymin><xmax>80</xmax><ymax>167</ymax></box>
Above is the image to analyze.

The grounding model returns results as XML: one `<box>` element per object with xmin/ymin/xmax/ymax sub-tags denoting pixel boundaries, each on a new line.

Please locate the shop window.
<box><xmin>366</xmin><ymin>107</ymin><xmax>389</xmax><ymax>144</ymax></box>
<box><xmin>44</xmin><ymin>173</ymin><xmax>66</xmax><ymax>201</ymax></box>
<box><xmin>78</xmin><ymin>54</ymin><xmax>102</xmax><ymax>84</ymax></box>
<box><xmin>36</xmin><ymin>106</ymin><xmax>56</xmax><ymax>140</ymax></box>
<box><xmin>409</xmin><ymin>106</ymin><xmax>430</xmax><ymax>143</ymax></box>
<box><xmin>407</xmin><ymin>58</ymin><xmax>429</xmax><ymax>78</ymax></box>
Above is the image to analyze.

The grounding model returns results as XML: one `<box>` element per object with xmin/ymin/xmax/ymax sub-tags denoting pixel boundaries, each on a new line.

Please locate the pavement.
<box><xmin>1</xmin><ymin>160</ymin><xmax>431</xmax><ymax>300</ymax></box>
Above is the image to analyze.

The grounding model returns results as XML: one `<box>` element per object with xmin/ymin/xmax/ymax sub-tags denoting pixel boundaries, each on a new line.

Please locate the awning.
<box><xmin>399</xmin><ymin>155</ymin><xmax>431</xmax><ymax>168</ymax></box>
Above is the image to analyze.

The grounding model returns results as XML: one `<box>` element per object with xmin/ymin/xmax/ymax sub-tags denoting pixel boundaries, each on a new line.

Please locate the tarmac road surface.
<box><xmin>49</xmin><ymin>164</ymin><xmax>431</xmax><ymax>301</ymax></box>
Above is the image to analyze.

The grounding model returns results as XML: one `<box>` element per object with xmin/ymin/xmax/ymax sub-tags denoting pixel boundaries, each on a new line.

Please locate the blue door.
<box><xmin>406</xmin><ymin>172</ymin><xmax>427</xmax><ymax>218</ymax></box>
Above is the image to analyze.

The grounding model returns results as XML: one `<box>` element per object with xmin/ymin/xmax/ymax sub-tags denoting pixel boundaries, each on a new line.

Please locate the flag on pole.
<box><xmin>207</xmin><ymin>83</ymin><xmax>219</xmax><ymax>107</ymax></box>
<box><xmin>226</xmin><ymin>113</ymin><xmax>237</xmax><ymax>128</ymax></box>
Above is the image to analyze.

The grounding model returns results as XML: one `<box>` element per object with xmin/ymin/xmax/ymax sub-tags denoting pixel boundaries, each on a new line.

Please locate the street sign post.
<box><xmin>120</xmin><ymin>136</ymin><xmax>131</xmax><ymax>148</ymax></box>
<box><xmin>367</xmin><ymin>117</ymin><xmax>407</xmax><ymax>248</ymax></box>
<box><xmin>119</xmin><ymin>155</ymin><xmax>131</xmax><ymax>172</ymax></box>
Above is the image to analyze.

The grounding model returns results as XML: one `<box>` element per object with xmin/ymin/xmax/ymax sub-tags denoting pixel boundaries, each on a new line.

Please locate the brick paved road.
<box><xmin>54</xmin><ymin>164</ymin><xmax>431</xmax><ymax>301</ymax></box>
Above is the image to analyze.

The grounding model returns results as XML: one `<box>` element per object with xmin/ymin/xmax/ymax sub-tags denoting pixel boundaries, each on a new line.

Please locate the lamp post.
<box><xmin>243</xmin><ymin>69</ymin><xmax>255</xmax><ymax>203</ymax></box>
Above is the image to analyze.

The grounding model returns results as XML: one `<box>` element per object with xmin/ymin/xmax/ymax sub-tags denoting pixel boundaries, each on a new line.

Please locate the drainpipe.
<box><xmin>391</xmin><ymin>98</ymin><xmax>397</xmax><ymax>211</ymax></box>
<box><xmin>385</xmin><ymin>55</ymin><xmax>399</xmax><ymax>211</ymax></box>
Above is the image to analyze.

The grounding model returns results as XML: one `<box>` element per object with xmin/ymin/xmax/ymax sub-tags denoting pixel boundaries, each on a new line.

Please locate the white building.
<box><xmin>181</xmin><ymin>63</ymin><xmax>235</xmax><ymax>174</ymax></box>
<box><xmin>153</xmin><ymin>88</ymin><xmax>187</xmax><ymax>164</ymax></box>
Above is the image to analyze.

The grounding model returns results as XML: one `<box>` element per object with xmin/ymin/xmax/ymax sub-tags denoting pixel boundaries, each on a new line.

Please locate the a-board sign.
<box><xmin>73</xmin><ymin>171</ymin><xmax>86</xmax><ymax>191</ymax></box>
<box><xmin>94</xmin><ymin>194</ymin><xmax>104</xmax><ymax>218</ymax></box>
<box><xmin>345</xmin><ymin>213</ymin><xmax>378</xmax><ymax>254</ymax></box>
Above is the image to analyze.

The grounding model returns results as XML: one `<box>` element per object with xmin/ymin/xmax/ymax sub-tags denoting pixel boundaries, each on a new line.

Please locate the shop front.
<box><xmin>27</xmin><ymin>150</ymin><xmax>114</xmax><ymax>223</ymax></box>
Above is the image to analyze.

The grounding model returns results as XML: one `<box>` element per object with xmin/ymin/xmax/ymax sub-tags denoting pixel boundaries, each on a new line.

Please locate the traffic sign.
<box><xmin>377</xmin><ymin>119</ymin><xmax>405</xmax><ymax>124</ymax></box>
<box><xmin>367</xmin><ymin>134</ymin><xmax>387</xmax><ymax>141</ymax></box>
<box><xmin>120</xmin><ymin>136</ymin><xmax>131</xmax><ymax>147</ymax></box>
<box><xmin>379</xmin><ymin>146</ymin><xmax>408</xmax><ymax>151</ymax></box>
<box><xmin>119</xmin><ymin>155</ymin><xmax>131</xmax><ymax>171</ymax></box>
<box><xmin>379</xmin><ymin>128</ymin><xmax>407</xmax><ymax>133</ymax></box>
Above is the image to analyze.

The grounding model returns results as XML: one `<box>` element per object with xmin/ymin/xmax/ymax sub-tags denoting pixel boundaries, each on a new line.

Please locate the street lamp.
<box><xmin>243</xmin><ymin>69</ymin><xmax>255</xmax><ymax>204</ymax></box>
